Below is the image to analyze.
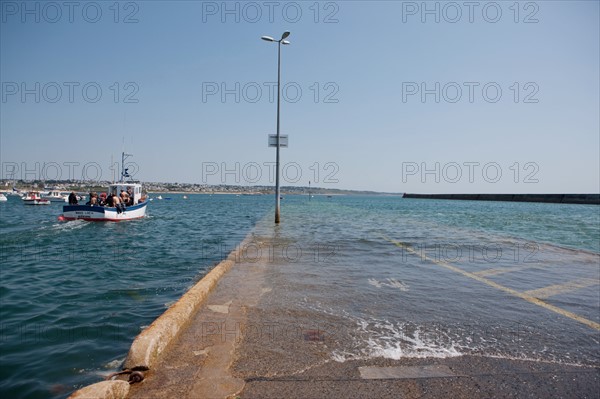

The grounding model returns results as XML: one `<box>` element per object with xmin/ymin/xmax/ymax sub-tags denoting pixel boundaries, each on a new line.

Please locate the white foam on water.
<box><xmin>304</xmin><ymin>304</ymin><xmax>461</xmax><ymax>362</ymax></box>
<box><xmin>103</xmin><ymin>357</ymin><xmax>125</xmax><ymax>369</ymax></box>
<box><xmin>302</xmin><ymin>302</ymin><xmax>597</xmax><ymax>366</ymax></box>
<box><xmin>52</xmin><ymin>219</ymin><xmax>87</xmax><ymax>231</ymax></box>
<box><xmin>332</xmin><ymin>318</ymin><xmax>463</xmax><ymax>362</ymax></box>
<box><xmin>77</xmin><ymin>357</ymin><xmax>126</xmax><ymax>378</ymax></box>
<box><xmin>164</xmin><ymin>300</ymin><xmax>176</xmax><ymax>308</ymax></box>
<box><xmin>367</xmin><ymin>278</ymin><xmax>382</xmax><ymax>288</ymax></box>
<box><xmin>365</xmin><ymin>327</ymin><xmax>463</xmax><ymax>360</ymax></box>
<box><xmin>385</xmin><ymin>278</ymin><xmax>409</xmax><ymax>291</ymax></box>
<box><xmin>331</xmin><ymin>351</ymin><xmax>353</xmax><ymax>363</ymax></box>
<box><xmin>367</xmin><ymin>278</ymin><xmax>409</xmax><ymax>291</ymax></box>
<box><xmin>331</xmin><ymin>315</ymin><xmax>598</xmax><ymax>367</ymax></box>
<box><xmin>91</xmin><ymin>370</ymin><xmax>115</xmax><ymax>378</ymax></box>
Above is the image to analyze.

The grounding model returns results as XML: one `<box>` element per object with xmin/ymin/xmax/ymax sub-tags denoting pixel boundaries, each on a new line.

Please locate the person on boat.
<box><xmin>104</xmin><ymin>193</ymin><xmax>112</xmax><ymax>207</ymax></box>
<box><xmin>86</xmin><ymin>192</ymin><xmax>97</xmax><ymax>206</ymax></box>
<box><xmin>120</xmin><ymin>190</ymin><xmax>128</xmax><ymax>205</ymax></box>
<box><xmin>113</xmin><ymin>193</ymin><xmax>125</xmax><ymax>214</ymax></box>
<box><xmin>121</xmin><ymin>190</ymin><xmax>133</xmax><ymax>208</ymax></box>
<box><xmin>126</xmin><ymin>187</ymin><xmax>134</xmax><ymax>206</ymax></box>
<box><xmin>85</xmin><ymin>192</ymin><xmax>95</xmax><ymax>206</ymax></box>
<box><xmin>106</xmin><ymin>193</ymin><xmax>118</xmax><ymax>209</ymax></box>
<box><xmin>68</xmin><ymin>192</ymin><xmax>78</xmax><ymax>205</ymax></box>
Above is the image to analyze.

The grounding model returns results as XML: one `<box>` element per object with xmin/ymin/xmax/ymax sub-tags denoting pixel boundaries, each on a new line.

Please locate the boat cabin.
<box><xmin>26</xmin><ymin>191</ymin><xmax>42</xmax><ymax>199</ymax></box>
<box><xmin>108</xmin><ymin>183</ymin><xmax>143</xmax><ymax>205</ymax></box>
<box><xmin>46</xmin><ymin>190</ymin><xmax>64</xmax><ymax>198</ymax></box>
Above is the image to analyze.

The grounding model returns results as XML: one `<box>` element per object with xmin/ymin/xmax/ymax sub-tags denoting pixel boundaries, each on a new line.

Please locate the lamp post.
<box><xmin>262</xmin><ymin>32</ymin><xmax>290</xmax><ymax>224</ymax></box>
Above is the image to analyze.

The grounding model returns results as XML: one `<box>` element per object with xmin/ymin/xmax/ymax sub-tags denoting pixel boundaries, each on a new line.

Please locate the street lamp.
<box><xmin>262</xmin><ymin>31</ymin><xmax>290</xmax><ymax>224</ymax></box>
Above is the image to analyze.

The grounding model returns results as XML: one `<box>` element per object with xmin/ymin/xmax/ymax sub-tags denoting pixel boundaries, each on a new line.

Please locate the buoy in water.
<box><xmin>57</xmin><ymin>215</ymin><xmax>65</xmax><ymax>221</ymax></box>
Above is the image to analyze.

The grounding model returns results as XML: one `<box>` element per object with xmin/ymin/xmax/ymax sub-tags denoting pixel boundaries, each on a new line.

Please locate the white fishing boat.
<box><xmin>23</xmin><ymin>191</ymin><xmax>51</xmax><ymax>205</ymax></box>
<box><xmin>60</xmin><ymin>183</ymin><xmax>147</xmax><ymax>221</ymax></box>
<box><xmin>59</xmin><ymin>152</ymin><xmax>148</xmax><ymax>222</ymax></box>
<box><xmin>0</xmin><ymin>193</ymin><xmax>8</xmax><ymax>202</ymax></box>
<box><xmin>43</xmin><ymin>190</ymin><xmax>68</xmax><ymax>203</ymax></box>
<box><xmin>156</xmin><ymin>195</ymin><xmax>163</xmax><ymax>200</ymax></box>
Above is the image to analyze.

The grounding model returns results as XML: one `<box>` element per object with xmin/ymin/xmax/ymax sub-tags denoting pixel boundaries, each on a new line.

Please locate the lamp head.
<box><xmin>261</xmin><ymin>36</ymin><xmax>275</xmax><ymax>42</ymax></box>
<box><xmin>282</xmin><ymin>40</ymin><xmax>290</xmax><ymax>45</ymax></box>
<box><xmin>281</xmin><ymin>31</ymin><xmax>291</xmax><ymax>40</ymax></box>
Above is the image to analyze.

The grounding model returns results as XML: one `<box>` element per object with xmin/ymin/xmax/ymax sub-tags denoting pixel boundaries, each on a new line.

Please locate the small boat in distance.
<box><xmin>156</xmin><ymin>195</ymin><xmax>163</xmax><ymax>200</ymax></box>
<box><xmin>60</xmin><ymin>152</ymin><xmax>148</xmax><ymax>222</ymax></box>
<box><xmin>43</xmin><ymin>190</ymin><xmax>68</xmax><ymax>203</ymax></box>
<box><xmin>0</xmin><ymin>193</ymin><xmax>8</xmax><ymax>202</ymax></box>
<box><xmin>23</xmin><ymin>192</ymin><xmax>51</xmax><ymax>205</ymax></box>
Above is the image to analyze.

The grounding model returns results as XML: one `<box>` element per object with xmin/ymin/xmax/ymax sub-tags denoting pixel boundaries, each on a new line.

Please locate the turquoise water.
<box><xmin>0</xmin><ymin>194</ymin><xmax>271</xmax><ymax>398</ymax></box>
<box><xmin>1</xmin><ymin>194</ymin><xmax>599</xmax><ymax>397</ymax></box>
<box><xmin>254</xmin><ymin>196</ymin><xmax>600</xmax><ymax>368</ymax></box>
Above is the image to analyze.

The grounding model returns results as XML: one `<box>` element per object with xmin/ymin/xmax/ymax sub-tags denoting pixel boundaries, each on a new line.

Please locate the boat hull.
<box><xmin>61</xmin><ymin>202</ymin><xmax>148</xmax><ymax>221</ymax></box>
<box><xmin>44</xmin><ymin>197</ymin><xmax>67</xmax><ymax>203</ymax></box>
<box><xmin>23</xmin><ymin>199</ymin><xmax>51</xmax><ymax>205</ymax></box>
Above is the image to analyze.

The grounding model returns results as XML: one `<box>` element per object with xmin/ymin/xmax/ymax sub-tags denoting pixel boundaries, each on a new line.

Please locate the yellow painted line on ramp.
<box><xmin>382</xmin><ymin>235</ymin><xmax>600</xmax><ymax>331</ymax></box>
<box><xmin>472</xmin><ymin>265</ymin><xmax>546</xmax><ymax>277</ymax></box>
<box><xmin>524</xmin><ymin>278</ymin><xmax>599</xmax><ymax>300</ymax></box>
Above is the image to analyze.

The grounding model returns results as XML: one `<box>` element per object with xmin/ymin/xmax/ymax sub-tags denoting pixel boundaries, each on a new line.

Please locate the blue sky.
<box><xmin>1</xmin><ymin>0</ymin><xmax>598</xmax><ymax>193</ymax></box>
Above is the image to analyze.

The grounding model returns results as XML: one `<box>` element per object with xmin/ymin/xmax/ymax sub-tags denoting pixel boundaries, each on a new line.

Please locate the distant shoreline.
<box><xmin>146</xmin><ymin>191</ymin><xmax>355</xmax><ymax>196</ymax></box>
<box><xmin>0</xmin><ymin>180</ymin><xmax>400</xmax><ymax>197</ymax></box>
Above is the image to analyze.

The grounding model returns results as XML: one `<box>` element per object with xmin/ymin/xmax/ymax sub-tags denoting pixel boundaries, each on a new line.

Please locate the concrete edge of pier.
<box><xmin>68</xmin><ymin>380</ymin><xmax>130</xmax><ymax>399</ymax></box>
<box><xmin>68</xmin><ymin>235</ymin><xmax>252</xmax><ymax>399</ymax></box>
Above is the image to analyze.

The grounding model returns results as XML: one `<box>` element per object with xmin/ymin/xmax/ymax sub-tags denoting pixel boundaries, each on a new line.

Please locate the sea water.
<box><xmin>1</xmin><ymin>194</ymin><xmax>598</xmax><ymax>398</ymax></box>
<box><xmin>0</xmin><ymin>194</ymin><xmax>271</xmax><ymax>398</ymax></box>
<box><xmin>257</xmin><ymin>196</ymin><xmax>599</xmax><ymax>369</ymax></box>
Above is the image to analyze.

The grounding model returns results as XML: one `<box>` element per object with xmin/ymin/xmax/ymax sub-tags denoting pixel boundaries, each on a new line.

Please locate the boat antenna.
<box><xmin>121</xmin><ymin>152</ymin><xmax>132</xmax><ymax>182</ymax></box>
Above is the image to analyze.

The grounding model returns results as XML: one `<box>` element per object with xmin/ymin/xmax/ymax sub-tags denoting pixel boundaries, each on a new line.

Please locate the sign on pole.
<box><xmin>268</xmin><ymin>134</ymin><xmax>288</xmax><ymax>148</ymax></box>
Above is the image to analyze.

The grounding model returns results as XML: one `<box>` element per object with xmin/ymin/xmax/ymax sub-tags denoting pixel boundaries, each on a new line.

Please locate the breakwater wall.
<box><xmin>402</xmin><ymin>193</ymin><xmax>600</xmax><ymax>205</ymax></box>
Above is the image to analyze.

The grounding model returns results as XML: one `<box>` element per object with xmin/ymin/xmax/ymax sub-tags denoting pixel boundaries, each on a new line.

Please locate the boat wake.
<box><xmin>52</xmin><ymin>219</ymin><xmax>87</xmax><ymax>231</ymax></box>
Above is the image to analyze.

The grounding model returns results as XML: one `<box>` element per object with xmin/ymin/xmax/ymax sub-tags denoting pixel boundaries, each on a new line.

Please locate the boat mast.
<box><xmin>121</xmin><ymin>152</ymin><xmax>132</xmax><ymax>183</ymax></box>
